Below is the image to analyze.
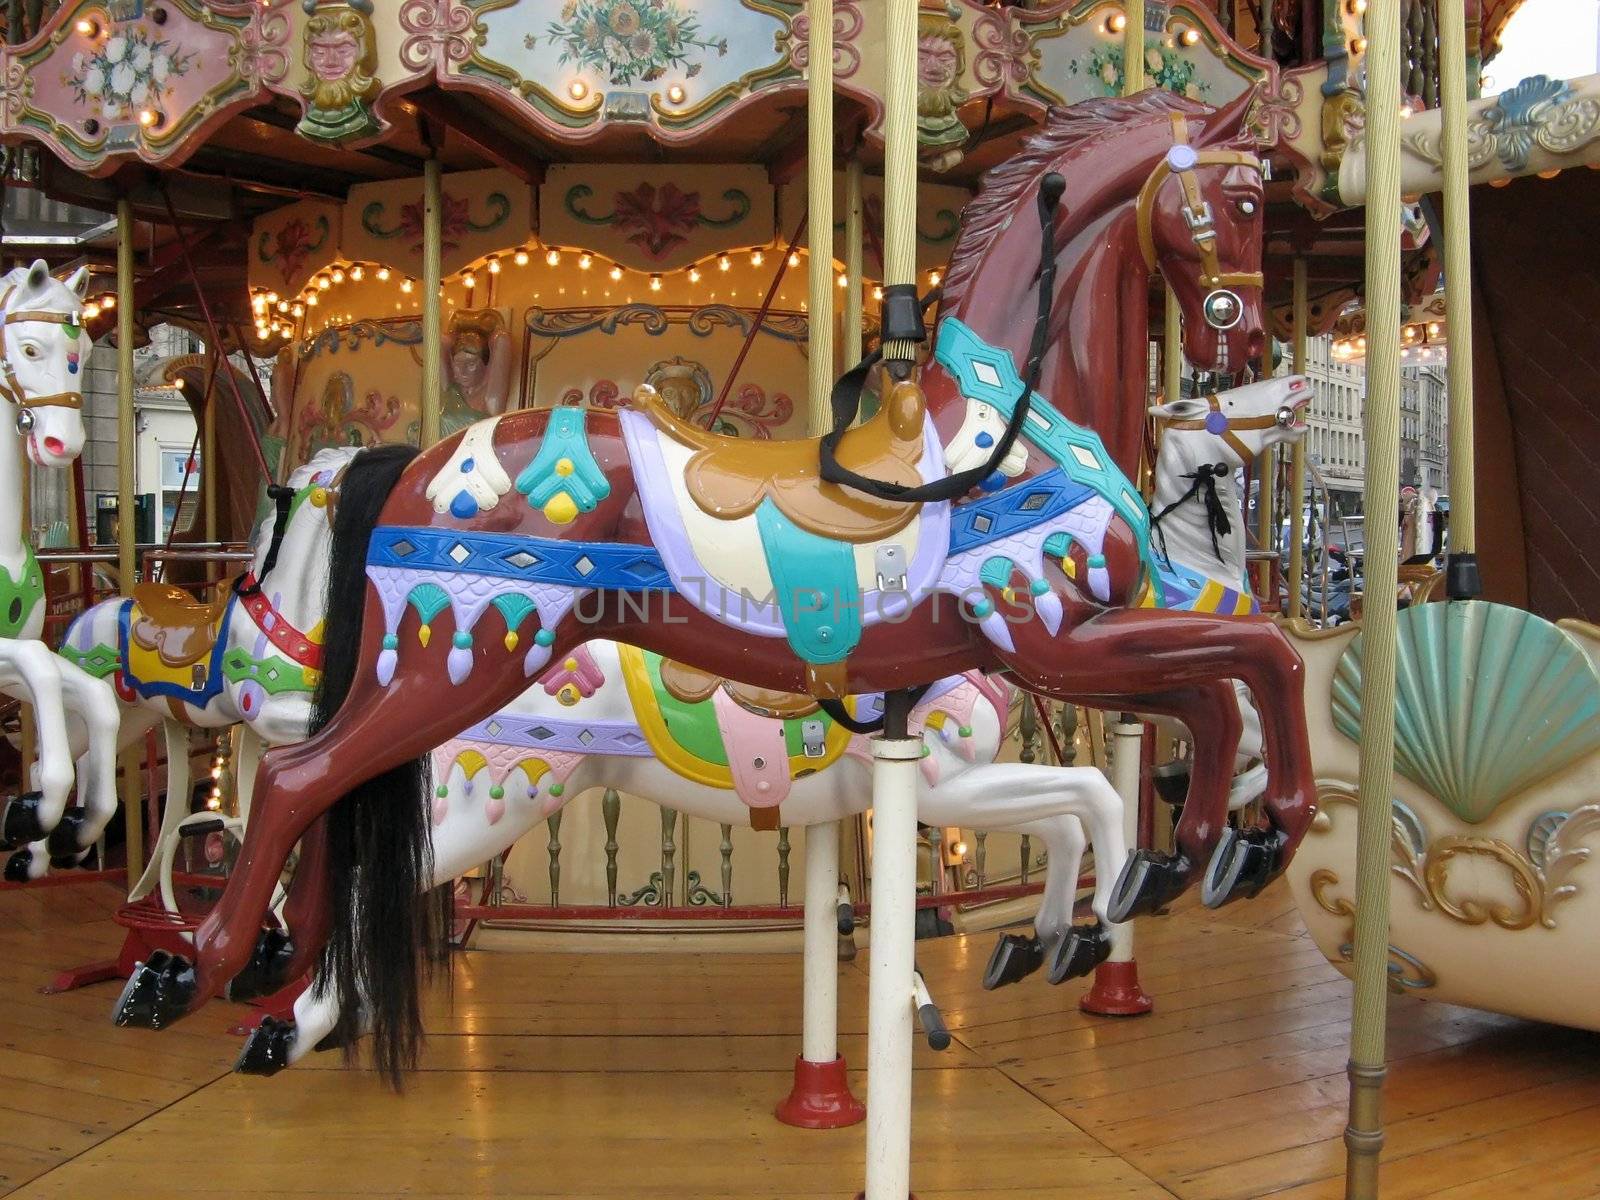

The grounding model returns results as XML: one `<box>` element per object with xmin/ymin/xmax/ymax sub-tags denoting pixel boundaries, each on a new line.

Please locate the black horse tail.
<box><xmin>310</xmin><ymin>443</ymin><xmax>449</xmax><ymax>1089</ymax></box>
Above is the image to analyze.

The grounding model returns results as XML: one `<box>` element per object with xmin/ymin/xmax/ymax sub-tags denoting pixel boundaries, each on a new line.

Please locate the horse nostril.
<box><xmin>42</xmin><ymin>436</ymin><xmax>65</xmax><ymax>457</ymax></box>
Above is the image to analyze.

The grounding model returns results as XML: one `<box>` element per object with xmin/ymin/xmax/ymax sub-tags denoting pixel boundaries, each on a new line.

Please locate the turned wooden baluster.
<box><xmin>602</xmin><ymin>788</ymin><xmax>621</xmax><ymax>906</ymax></box>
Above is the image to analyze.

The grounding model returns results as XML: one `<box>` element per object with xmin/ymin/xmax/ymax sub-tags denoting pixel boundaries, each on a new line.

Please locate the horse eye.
<box><xmin>16</xmin><ymin>409</ymin><xmax>34</xmax><ymax>433</ymax></box>
<box><xmin>22</xmin><ymin>345</ymin><xmax>38</xmax><ymax>359</ymax></box>
<box><xmin>1240</xmin><ymin>200</ymin><xmax>1257</xmax><ymax>215</ymax></box>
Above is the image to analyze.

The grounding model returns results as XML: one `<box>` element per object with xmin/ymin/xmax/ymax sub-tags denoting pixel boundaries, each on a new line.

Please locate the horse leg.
<box><xmin>1092</xmin><ymin>683</ymin><xmax>1242</xmax><ymax>921</ymax></box>
<box><xmin>1001</xmin><ymin>609</ymin><xmax>1315</xmax><ymax>910</ymax></box>
<box><xmin>236</xmin><ymin>763</ymin><xmax>557</xmax><ymax>1075</ymax></box>
<box><xmin>224</xmin><ymin>813</ymin><xmax>330</xmax><ymax>1004</ymax></box>
<box><xmin>918</xmin><ymin>763</ymin><xmax>1127</xmax><ymax>988</ymax></box>
<box><xmin>0</xmin><ymin>642</ymin><xmax>74</xmax><ymax>863</ymax></box>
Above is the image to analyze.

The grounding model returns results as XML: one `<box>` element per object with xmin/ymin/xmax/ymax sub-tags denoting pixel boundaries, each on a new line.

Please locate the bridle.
<box><xmin>1135</xmin><ymin>112</ymin><xmax>1265</xmax><ymax>332</ymax></box>
<box><xmin>1155</xmin><ymin>391</ymin><xmax>1300</xmax><ymax>463</ymax></box>
<box><xmin>0</xmin><ymin>283</ymin><xmax>86</xmax><ymax>414</ymax></box>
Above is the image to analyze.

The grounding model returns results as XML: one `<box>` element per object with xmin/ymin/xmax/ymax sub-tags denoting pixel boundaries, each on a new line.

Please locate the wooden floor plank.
<box><xmin>3</xmin><ymin>878</ymin><xmax>1593</xmax><ymax>1199</ymax></box>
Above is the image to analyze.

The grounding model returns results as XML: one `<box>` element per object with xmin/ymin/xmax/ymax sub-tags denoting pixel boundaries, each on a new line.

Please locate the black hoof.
<box><xmin>50</xmin><ymin>851</ymin><xmax>89</xmax><ymax>871</ymax></box>
<box><xmin>983</xmin><ymin>932</ymin><xmax>1045</xmax><ymax>990</ymax></box>
<box><xmin>224</xmin><ymin>928</ymin><xmax>295</xmax><ymax>1003</ymax></box>
<box><xmin>45</xmin><ymin>808</ymin><xmax>89</xmax><ymax>858</ymax></box>
<box><xmin>1152</xmin><ymin>761</ymin><xmax>1190</xmax><ymax>807</ymax></box>
<box><xmin>235</xmin><ymin>1016</ymin><xmax>296</xmax><ymax>1076</ymax></box>
<box><xmin>1047</xmin><ymin>921</ymin><xmax>1113</xmax><ymax>984</ymax></box>
<box><xmin>837</xmin><ymin>901</ymin><xmax>855</xmax><ymax>936</ymax></box>
<box><xmin>1</xmin><ymin>792</ymin><xmax>46</xmax><ymax>849</ymax></box>
<box><xmin>111</xmin><ymin>950</ymin><xmax>197</xmax><ymax>1030</ymax></box>
<box><xmin>1107</xmin><ymin>850</ymin><xmax>1194</xmax><ymax>923</ymax></box>
<box><xmin>1201</xmin><ymin>826</ymin><xmax>1288</xmax><ymax>908</ymax></box>
<box><xmin>4</xmin><ymin>848</ymin><xmax>34</xmax><ymax>882</ymax></box>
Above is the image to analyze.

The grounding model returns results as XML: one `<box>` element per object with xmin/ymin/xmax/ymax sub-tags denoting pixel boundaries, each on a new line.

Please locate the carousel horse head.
<box><xmin>1149</xmin><ymin>374</ymin><xmax>1311</xmax><ymax>472</ymax></box>
<box><xmin>245</xmin><ymin>446</ymin><xmax>360</xmax><ymax>601</ymax></box>
<box><xmin>0</xmin><ymin>260</ymin><xmax>91</xmax><ymax>469</ymax></box>
<box><xmin>1133</xmin><ymin>91</ymin><xmax>1268</xmax><ymax>372</ymax></box>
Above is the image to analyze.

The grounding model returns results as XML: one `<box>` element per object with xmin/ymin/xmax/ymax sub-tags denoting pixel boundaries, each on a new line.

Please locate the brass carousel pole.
<box><xmin>1438</xmin><ymin>0</ymin><xmax>1477</xmax><ymax>596</ymax></box>
<box><xmin>1287</xmin><ymin>257</ymin><xmax>1309</xmax><ymax>619</ymax></box>
<box><xmin>1344</xmin><ymin>0</ymin><xmax>1403</xmax><ymax>1193</ymax></box>
<box><xmin>806</xmin><ymin>0</ymin><xmax>834</xmax><ymax>437</ymax></box>
<box><xmin>420</xmin><ymin>156</ymin><xmax>443</xmax><ymax>449</ymax></box>
<box><xmin>1122</xmin><ymin>0</ymin><xmax>1145</xmax><ymax>93</ymax></box>
<box><xmin>116</xmin><ymin>197</ymin><xmax>142</xmax><ymax>878</ymax></box>
<box><xmin>844</xmin><ymin>156</ymin><xmax>864</xmax><ymax>368</ymax></box>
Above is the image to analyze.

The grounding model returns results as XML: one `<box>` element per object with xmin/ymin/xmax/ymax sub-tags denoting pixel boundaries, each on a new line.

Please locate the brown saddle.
<box><xmin>658</xmin><ymin>658</ymin><xmax>821</xmax><ymax>720</ymax></box>
<box><xmin>631</xmin><ymin>379</ymin><xmax>927</xmax><ymax>543</ymax></box>
<box><xmin>130</xmin><ymin>582</ymin><xmax>227</xmax><ymax>669</ymax></box>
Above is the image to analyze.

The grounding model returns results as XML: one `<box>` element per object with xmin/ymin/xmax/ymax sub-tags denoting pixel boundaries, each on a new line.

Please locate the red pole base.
<box><xmin>1078</xmin><ymin>959</ymin><xmax>1153</xmax><ymax>1017</ymax></box>
<box><xmin>774</xmin><ymin>1055</ymin><xmax>866</xmax><ymax>1129</ymax></box>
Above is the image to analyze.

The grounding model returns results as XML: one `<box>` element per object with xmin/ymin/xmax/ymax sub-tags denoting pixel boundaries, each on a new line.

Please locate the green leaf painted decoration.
<box><xmin>1332</xmin><ymin>601</ymin><xmax>1600</xmax><ymax>824</ymax></box>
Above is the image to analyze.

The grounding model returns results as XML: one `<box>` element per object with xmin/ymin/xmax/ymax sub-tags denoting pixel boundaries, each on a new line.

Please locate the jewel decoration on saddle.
<box><xmin>541</xmin><ymin>645</ymin><xmax>605</xmax><ymax>706</ymax></box>
<box><xmin>0</xmin><ymin>543</ymin><xmax>44</xmax><ymax>638</ymax></box>
<box><xmin>365</xmin><ymin>527</ymin><xmax>670</xmax><ymax>685</ymax></box>
<box><xmin>516</xmin><ymin>407</ymin><xmax>611</xmax><ymax>525</ymax></box>
<box><xmin>426</xmin><ymin>418</ymin><xmax>512</xmax><ymax>520</ymax></box>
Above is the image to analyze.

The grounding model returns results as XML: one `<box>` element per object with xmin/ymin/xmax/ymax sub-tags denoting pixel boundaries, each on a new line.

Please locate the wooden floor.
<box><xmin>4</xmin><ymin>880</ymin><xmax>1600</xmax><ymax>1199</ymax></box>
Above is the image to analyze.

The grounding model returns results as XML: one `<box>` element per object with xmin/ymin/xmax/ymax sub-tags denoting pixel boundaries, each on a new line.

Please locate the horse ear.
<box><xmin>65</xmin><ymin>266</ymin><xmax>90</xmax><ymax>299</ymax></box>
<box><xmin>1201</xmin><ymin>85</ymin><xmax>1259</xmax><ymax>146</ymax></box>
<box><xmin>24</xmin><ymin>259</ymin><xmax>51</xmax><ymax>295</ymax></box>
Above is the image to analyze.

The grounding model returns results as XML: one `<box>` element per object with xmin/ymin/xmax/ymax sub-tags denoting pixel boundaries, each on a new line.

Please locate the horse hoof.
<box><xmin>49</xmin><ymin>851</ymin><xmax>89</xmax><ymax>871</ymax></box>
<box><xmin>111</xmin><ymin>951</ymin><xmax>197</xmax><ymax>1030</ymax></box>
<box><xmin>983</xmin><ymin>932</ymin><xmax>1045</xmax><ymax>990</ymax></box>
<box><xmin>1201</xmin><ymin>826</ymin><xmax>1288</xmax><ymax>909</ymax></box>
<box><xmin>4</xmin><ymin>848</ymin><xmax>35</xmax><ymax>882</ymax></box>
<box><xmin>1106</xmin><ymin>850</ymin><xmax>1193</xmax><ymax>923</ymax></box>
<box><xmin>1151</xmin><ymin>761</ymin><xmax>1190</xmax><ymax>807</ymax></box>
<box><xmin>45</xmin><ymin>809</ymin><xmax>89</xmax><ymax>858</ymax></box>
<box><xmin>1047</xmin><ymin>921</ymin><xmax>1113</xmax><ymax>984</ymax></box>
<box><xmin>225</xmin><ymin>929</ymin><xmax>295</xmax><ymax>1003</ymax></box>
<box><xmin>1</xmin><ymin>792</ymin><xmax>45</xmax><ymax>849</ymax></box>
<box><xmin>235</xmin><ymin>1017</ymin><xmax>295</xmax><ymax>1076</ymax></box>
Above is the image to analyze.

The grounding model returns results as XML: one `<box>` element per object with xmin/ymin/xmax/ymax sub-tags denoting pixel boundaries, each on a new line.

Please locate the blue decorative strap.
<box><xmin>934</xmin><ymin>316</ymin><xmax>1153</xmax><ymax>566</ymax></box>
<box><xmin>756</xmin><ymin>499</ymin><xmax>861</xmax><ymax>665</ymax></box>
<box><xmin>370</xmin><ymin>527</ymin><xmax>671</xmax><ymax>591</ymax></box>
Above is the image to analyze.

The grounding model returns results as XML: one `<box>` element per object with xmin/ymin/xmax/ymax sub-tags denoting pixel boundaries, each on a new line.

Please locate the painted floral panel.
<box><xmin>541</xmin><ymin>0</ymin><xmax>728</xmax><ymax>85</ymax></box>
<box><xmin>65</xmin><ymin>27</ymin><xmax>196</xmax><ymax>120</ymax></box>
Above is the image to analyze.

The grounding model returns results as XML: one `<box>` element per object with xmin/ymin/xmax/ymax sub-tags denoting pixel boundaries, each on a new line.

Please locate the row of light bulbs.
<box><xmin>252</xmin><ymin>243</ymin><xmax>942</xmax><ymax>342</ymax></box>
<box><xmin>1331</xmin><ymin>320</ymin><xmax>1446</xmax><ymax>360</ymax></box>
<box><xmin>1101</xmin><ymin>9</ymin><xmax>1203</xmax><ymax>47</ymax></box>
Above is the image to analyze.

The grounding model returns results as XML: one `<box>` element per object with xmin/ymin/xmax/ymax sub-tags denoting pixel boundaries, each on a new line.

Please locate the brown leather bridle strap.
<box><xmin>1155</xmin><ymin>392</ymin><xmax>1274</xmax><ymax>462</ymax></box>
<box><xmin>1136</xmin><ymin>114</ymin><xmax>1266</xmax><ymax>290</ymax></box>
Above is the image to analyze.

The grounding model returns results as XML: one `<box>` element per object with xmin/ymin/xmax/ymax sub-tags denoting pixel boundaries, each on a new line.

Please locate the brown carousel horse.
<box><xmin>114</xmin><ymin>91</ymin><xmax>1317</xmax><ymax>1079</ymax></box>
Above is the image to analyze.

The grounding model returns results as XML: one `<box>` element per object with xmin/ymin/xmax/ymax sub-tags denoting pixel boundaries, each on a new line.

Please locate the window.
<box><xmin>159</xmin><ymin>448</ymin><xmax>201</xmax><ymax>541</ymax></box>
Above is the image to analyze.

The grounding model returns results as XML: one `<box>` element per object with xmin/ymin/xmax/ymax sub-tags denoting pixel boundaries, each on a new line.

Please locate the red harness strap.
<box><xmin>236</xmin><ymin>573</ymin><xmax>323</xmax><ymax>670</ymax></box>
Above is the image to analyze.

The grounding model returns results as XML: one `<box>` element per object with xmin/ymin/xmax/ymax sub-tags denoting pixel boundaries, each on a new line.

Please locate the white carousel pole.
<box><xmin>1081</xmin><ymin>718</ymin><xmax>1153</xmax><ymax>1014</ymax></box>
<box><xmin>1344</xmin><ymin>0</ymin><xmax>1403</xmax><ymax>1193</ymax></box>
<box><xmin>775</xmin><ymin>0</ymin><xmax>864</xmax><ymax>1130</ymax></box>
<box><xmin>863</xmin><ymin>1</ymin><xmax>922</xmax><ymax>1194</ymax></box>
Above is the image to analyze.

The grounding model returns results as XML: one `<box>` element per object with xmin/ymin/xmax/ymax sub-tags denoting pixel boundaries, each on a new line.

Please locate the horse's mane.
<box><xmin>941</xmin><ymin>91</ymin><xmax>1235</xmax><ymax>309</ymax></box>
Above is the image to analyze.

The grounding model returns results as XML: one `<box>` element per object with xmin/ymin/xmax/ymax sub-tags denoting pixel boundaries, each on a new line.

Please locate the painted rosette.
<box><xmin>1331</xmin><ymin>600</ymin><xmax>1600</xmax><ymax>824</ymax></box>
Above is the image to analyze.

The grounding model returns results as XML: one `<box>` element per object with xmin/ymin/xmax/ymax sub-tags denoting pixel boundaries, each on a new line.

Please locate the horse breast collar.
<box><xmin>234</xmin><ymin>572</ymin><xmax>323</xmax><ymax>670</ymax></box>
<box><xmin>0</xmin><ymin>284</ymin><xmax>85</xmax><ymax>412</ymax></box>
<box><xmin>1135</xmin><ymin>113</ymin><xmax>1265</xmax><ymax>330</ymax></box>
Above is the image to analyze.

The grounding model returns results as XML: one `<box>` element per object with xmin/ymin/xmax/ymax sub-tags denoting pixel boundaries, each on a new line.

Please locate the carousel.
<box><xmin>0</xmin><ymin>0</ymin><xmax>1596</xmax><ymax>1197</ymax></box>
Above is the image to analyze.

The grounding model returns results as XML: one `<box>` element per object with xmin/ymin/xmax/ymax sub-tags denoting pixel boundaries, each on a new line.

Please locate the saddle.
<box><xmin>631</xmin><ymin>380</ymin><xmax>928</xmax><ymax>543</ymax></box>
<box><xmin>130</xmin><ymin>582</ymin><xmax>227</xmax><ymax>669</ymax></box>
<box><xmin>658</xmin><ymin>658</ymin><xmax>820</xmax><ymax>720</ymax></box>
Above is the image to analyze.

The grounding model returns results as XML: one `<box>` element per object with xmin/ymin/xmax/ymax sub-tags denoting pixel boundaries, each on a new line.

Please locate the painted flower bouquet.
<box><xmin>544</xmin><ymin>0</ymin><xmax>729</xmax><ymax>86</ymax></box>
<box><xmin>67</xmin><ymin>25</ymin><xmax>194</xmax><ymax>121</ymax></box>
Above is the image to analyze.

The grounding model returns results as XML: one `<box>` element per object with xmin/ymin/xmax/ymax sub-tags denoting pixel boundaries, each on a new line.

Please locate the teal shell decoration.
<box><xmin>1332</xmin><ymin>601</ymin><xmax>1600</xmax><ymax>824</ymax></box>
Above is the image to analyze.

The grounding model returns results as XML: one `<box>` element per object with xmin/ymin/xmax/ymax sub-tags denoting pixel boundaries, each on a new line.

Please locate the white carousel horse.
<box><xmin>233</xmin><ymin>639</ymin><xmax>1129</xmax><ymax>1074</ymax></box>
<box><xmin>951</xmin><ymin>373</ymin><xmax>1311</xmax><ymax>918</ymax></box>
<box><xmin>10</xmin><ymin>449</ymin><xmax>357</xmax><ymax>881</ymax></box>
<box><xmin>0</xmin><ymin>261</ymin><xmax>122</xmax><ymax>875</ymax></box>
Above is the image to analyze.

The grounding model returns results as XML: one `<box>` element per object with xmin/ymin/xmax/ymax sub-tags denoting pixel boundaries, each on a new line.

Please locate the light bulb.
<box><xmin>837</xmin><ymin>272</ymin><xmax>849</xmax><ymax>288</ymax></box>
<box><xmin>578</xmin><ymin>253</ymin><xmax>592</xmax><ymax>270</ymax></box>
<box><xmin>688</xmin><ymin>267</ymin><xmax>701</xmax><ymax>283</ymax></box>
<box><xmin>401</xmin><ymin>278</ymin><xmax>414</xmax><ymax>294</ymax></box>
<box><xmin>513</xmin><ymin>249</ymin><xmax>529</xmax><ymax>266</ymax></box>
<box><xmin>545</xmin><ymin>248</ymin><xmax>561</xmax><ymax>266</ymax></box>
<box><xmin>488</xmin><ymin>258</ymin><xmax>501</xmax><ymax>274</ymax></box>
<box><xmin>750</xmin><ymin>250</ymin><xmax>764</xmax><ymax>267</ymax></box>
<box><xmin>788</xmin><ymin>252</ymin><xmax>800</xmax><ymax>268</ymax></box>
<box><xmin>718</xmin><ymin>255</ymin><xmax>731</xmax><ymax>272</ymax></box>
<box><xmin>330</xmin><ymin>268</ymin><xmax>345</xmax><ymax>284</ymax></box>
<box><xmin>609</xmin><ymin>264</ymin><xmax>623</xmax><ymax>281</ymax></box>
<box><xmin>462</xmin><ymin>272</ymin><xmax>476</xmax><ymax>289</ymax></box>
<box><xmin>349</xmin><ymin>266</ymin><xmax>363</xmax><ymax>281</ymax></box>
<box><xmin>649</xmin><ymin>274</ymin><xmax>662</xmax><ymax>291</ymax></box>
<box><xmin>1106</xmin><ymin>11</ymin><xmax>1127</xmax><ymax>33</ymax></box>
<box><xmin>376</xmin><ymin>267</ymin><xmax>391</xmax><ymax>281</ymax></box>
<box><xmin>317</xmin><ymin>276</ymin><xmax>330</xmax><ymax>290</ymax></box>
<box><xmin>666</xmin><ymin>84</ymin><xmax>686</xmax><ymax>105</ymax></box>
